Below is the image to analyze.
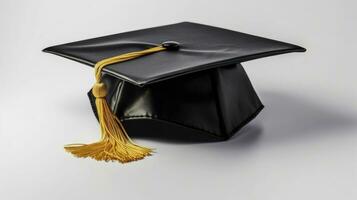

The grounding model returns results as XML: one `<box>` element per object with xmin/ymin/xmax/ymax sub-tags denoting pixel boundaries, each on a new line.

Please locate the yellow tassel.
<box><xmin>64</xmin><ymin>46</ymin><xmax>166</xmax><ymax>163</ymax></box>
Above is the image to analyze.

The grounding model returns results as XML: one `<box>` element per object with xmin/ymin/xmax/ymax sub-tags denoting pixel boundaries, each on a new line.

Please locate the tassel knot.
<box><xmin>92</xmin><ymin>82</ymin><xmax>107</xmax><ymax>98</ymax></box>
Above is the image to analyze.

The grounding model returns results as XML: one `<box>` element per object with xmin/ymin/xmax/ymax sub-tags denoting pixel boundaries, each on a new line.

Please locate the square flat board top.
<box><xmin>43</xmin><ymin>22</ymin><xmax>305</xmax><ymax>86</ymax></box>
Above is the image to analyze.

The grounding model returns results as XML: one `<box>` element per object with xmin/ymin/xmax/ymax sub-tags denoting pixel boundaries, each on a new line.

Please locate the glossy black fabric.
<box><xmin>43</xmin><ymin>22</ymin><xmax>305</xmax><ymax>86</ymax></box>
<box><xmin>88</xmin><ymin>64</ymin><xmax>263</xmax><ymax>140</ymax></box>
<box><xmin>43</xmin><ymin>22</ymin><xmax>305</xmax><ymax>141</ymax></box>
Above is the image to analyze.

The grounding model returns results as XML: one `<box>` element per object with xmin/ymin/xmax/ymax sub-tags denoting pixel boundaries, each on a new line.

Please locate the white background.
<box><xmin>0</xmin><ymin>0</ymin><xmax>356</xmax><ymax>199</ymax></box>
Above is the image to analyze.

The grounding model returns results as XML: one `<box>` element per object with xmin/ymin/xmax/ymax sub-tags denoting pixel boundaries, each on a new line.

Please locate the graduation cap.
<box><xmin>43</xmin><ymin>22</ymin><xmax>306</xmax><ymax>163</ymax></box>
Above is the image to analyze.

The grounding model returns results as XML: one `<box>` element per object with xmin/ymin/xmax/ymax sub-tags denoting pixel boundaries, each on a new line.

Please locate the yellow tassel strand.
<box><xmin>64</xmin><ymin>46</ymin><xmax>166</xmax><ymax>163</ymax></box>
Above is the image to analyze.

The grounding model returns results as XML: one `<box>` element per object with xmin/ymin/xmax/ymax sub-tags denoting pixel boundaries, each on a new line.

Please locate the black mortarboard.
<box><xmin>43</xmin><ymin>22</ymin><xmax>305</xmax><ymax>163</ymax></box>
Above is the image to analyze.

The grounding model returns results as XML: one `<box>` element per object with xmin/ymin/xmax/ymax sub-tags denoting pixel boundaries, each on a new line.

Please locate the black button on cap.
<box><xmin>161</xmin><ymin>41</ymin><xmax>180</xmax><ymax>50</ymax></box>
